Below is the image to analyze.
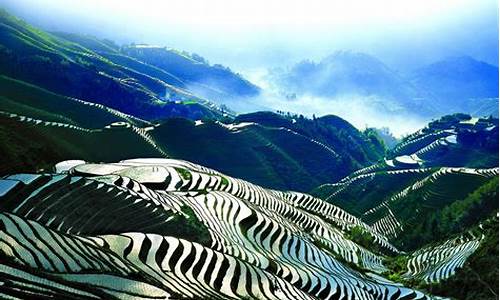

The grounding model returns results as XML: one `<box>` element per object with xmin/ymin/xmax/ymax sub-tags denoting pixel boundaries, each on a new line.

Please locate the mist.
<box><xmin>223</xmin><ymin>91</ymin><xmax>426</xmax><ymax>137</ymax></box>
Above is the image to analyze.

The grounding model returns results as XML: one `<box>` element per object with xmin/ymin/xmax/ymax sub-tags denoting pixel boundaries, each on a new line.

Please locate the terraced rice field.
<box><xmin>362</xmin><ymin>167</ymin><xmax>499</xmax><ymax>238</ymax></box>
<box><xmin>310</xmin><ymin>125</ymin><xmax>497</xmax><ymax>295</ymax></box>
<box><xmin>403</xmin><ymin>233</ymin><xmax>483</xmax><ymax>283</ymax></box>
<box><xmin>312</xmin><ymin>168</ymin><xmax>434</xmax><ymax>215</ymax></box>
<box><xmin>0</xmin><ymin>116</ymin><xmax>496</xmax><ymax>299</ymax></box>
<box><xmin>0</xmin><ymin>111</ymin><xmax>165</xmax><ymax>165</ymax></box>
<box><xmin>0</xmin><ymin>158</ymin><xmax>433</xmax><ymax>300</ymax></box>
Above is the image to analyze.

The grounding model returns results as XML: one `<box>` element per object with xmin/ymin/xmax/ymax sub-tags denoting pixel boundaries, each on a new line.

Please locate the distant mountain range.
<box><xmin>410</xmin><ymin>55</ymin><xmax>499</xmax><ymax>116</ymax></box>
<box><xmin>268</xmin><ymin>51</ymin><xmax>499</xmax><ymax>118</ymax></box>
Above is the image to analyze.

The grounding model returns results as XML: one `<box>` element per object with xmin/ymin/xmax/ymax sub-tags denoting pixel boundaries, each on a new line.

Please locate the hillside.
<box><xmin>0</xmin><ymin>9</ymin><xmax>238</xmax><ymax>120</ymax></box>
<box><xmin>234</xmin><ymin>112</ymin><xmax>386</xmax><ymax>168</ymax></box>
<box><xmin>312</xmin><ymin>114</ymin><xmax>498</xmax><ymax>215</ymax></box>
<box><xmin>310</xmin><ymin>114</ymin><xmax>499</xmax><ymax>299</ymax></box>
<box><xmin>121</xmin><ymin>45</ymin><xmax>260</xmax><ymax>100</ymax></box>
<box><xmin>0</xmin><ymin>107</ymin><xmax>386</xmax><ymax>192</ymax></box>
<box><xmin>54</xmin><ymin>32</ymin><xmax>261</xmax><ymax>101</ymax></box>
<box><xmin>0</xmin><ymin>158</ymin><xmax>435</xmax><ymax>299</ymax></box>
<box><xmin>0</xmin><ymin>75</ymin><xmax>151</xmax><ymax>128</ymax></box>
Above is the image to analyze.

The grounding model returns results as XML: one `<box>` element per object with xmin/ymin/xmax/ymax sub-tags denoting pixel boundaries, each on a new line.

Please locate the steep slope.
<box><xmin>0</xmin><ymin>158</ymin><xmax>432</xmax><ymax>300</ymax></box>
<box><xmin>234</xmin><ymin>112</ymin><xmax>385</xmax><ymax>168</ymax></box>
<box><xmin>388</xmin><ymin>114</ymin><xmax>498</xmax><ymax>168</ymax></box>
<box><xmin>312</xmin><ymin>114</ymin><xmax>498</xmax><ymax>222</ymax></box>
<box><xmin>148</xmin><ymin>114</ymin><xmax>386</xmax><ymax>191</ymax></box>
<box><xmin>121</xmin><ymin>45</ymin><xmax>260</xmax><ymax>100</ymax></box>
<box><xmin>0</xmin><ymin>111</ymin><xmax>165</xmax><ymax>175</ymax></box>
<box><xmin>423</xmin><ymin>217</ymin><xmax>498</xmax><ymax>300</ymax></box>
<box><xmin>53</xmin><ymin>32</ymin><xmax>261</xmax><ymax>101</ymax></box>
<box><xmin>312</xmin><ymin>114</ymin><xmax>498</xmax><ymax>214</ymax></box>
<box><xmin>362</xmin><ymin>168</ymin><xmax>498</xmax><ymax>249</ymax></box>
<box><xmin>0</xmin><ymin>75</ymin><xmax>151</xmax><ymax>128</ymax></box>
<box><xmin>0</xmin><ymin>10</ymin><xmax>226</xmax><ymax>120</ymax></box>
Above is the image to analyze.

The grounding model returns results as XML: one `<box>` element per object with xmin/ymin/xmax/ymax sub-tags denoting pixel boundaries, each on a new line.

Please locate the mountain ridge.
<box><xmin>268</xmin><ymin>51</ymin><xmax>499</xmax><ymax>119</ymax></box>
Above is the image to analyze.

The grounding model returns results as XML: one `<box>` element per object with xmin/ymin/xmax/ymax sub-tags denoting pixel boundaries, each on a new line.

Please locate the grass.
<box><xmin>159</xmin><ymin>205</ymin><xmax>212</xmax><ymax>247</ymax></box>
<box><xmin>175</xmin><ymin>167</ymin><xmax>192</xmax><ymax>180</ymax></box>
<box><xmin>382</xmin><ymin>255</ymin><xmax>409</xmax><ymax>283</ymax></box>
<box><xmin>220</xmin><ymin>176</ymin><xmax>229</xmax><ymax>186</ymax></box>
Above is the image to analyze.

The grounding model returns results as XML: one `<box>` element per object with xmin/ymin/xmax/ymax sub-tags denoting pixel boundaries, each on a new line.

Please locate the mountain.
<box><xmin>0</xmin><ymin>14</ymin><xmax>387</xmax><ymax>192</ymax></box>
<box><xmin>410</xmin><ymin>56</ymin><xmax>499</xmax><ymax>117</ymax></box>
<box><xmin>54</xmin><ymin>32</ymin><xmax>261</xmax><ymax>100</ymax></box>
<box><xmin>0</xmin><ymin>8</ymin><xmax>498</xmax><ymax>300</ymax></box>
<box><xmin>121</xmin><ymin>45</ymin><xmax>260</xmax><ymax>99</ymax></box>
<box><xmin>0</xmin><ymin>12</ymin><xmax>386</xmax><ymax>189</ymax></box>
<box><xmin>271</xmin><ymin>51</ymin><xmax>409</xmax><ymax>98</ymax></box>
<box><xmin>0</xmin><ymin>10</ymin><xmax>253</xmax><ymax>120</ymax></box>
<box><xmin>269</xmin><ymin>51</ymin><xmax>499</xmax><ymax>119</ymax></box>
<box><xmin>268</xmin><ymin>51</ymin><xmax>434</xmax><ymax>116</ymax></box>
<box><xmin>313</xmin><ymin>114</ymin><xmax>499</xmax><ymax>213</ymax></box>
<box><xmin>234</xmin><ymin>111</ymin><xmax>386</xmax><ymax>166</ymax></box>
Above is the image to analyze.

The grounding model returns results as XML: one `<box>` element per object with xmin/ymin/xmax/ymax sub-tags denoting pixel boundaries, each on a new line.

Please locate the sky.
<box><xmin>2</xmin><ymin>0</ymin><xmax>498</xmax><ymax>72</ymax></box>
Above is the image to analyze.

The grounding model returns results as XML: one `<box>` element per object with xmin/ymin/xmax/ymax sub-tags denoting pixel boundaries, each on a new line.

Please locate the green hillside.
<box><xmin>0</xmin><ymin>113</ymin><xmax>163</xmax><ymax>175</ymax></box>
<box><xmin>51</xmin><ymin>31</ymin><xmax>260</xmax><ymax>101</ymax></box>
<box><xmin>235</xmin><ymin>112</ymin><xmax>386</xmax><ymax>168</ymax></box>
<box><xmin>152</xmin><ymin>118</ymin><xmax>344</xmax><ymax>191</ymax></box>
<box><xmin>0</xmin><ymin>75</ymin><xmax>150</xmax><ymax>128</ymax></box>
<box><xmin>0</xmin><ymin>110</ymin><xmax>384</xmax><ymax>192</ymax></box>
<box><xmin>0</xmin><ymin>9</ymin><xmax>229</xmax><ymax>121</ymax></box>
